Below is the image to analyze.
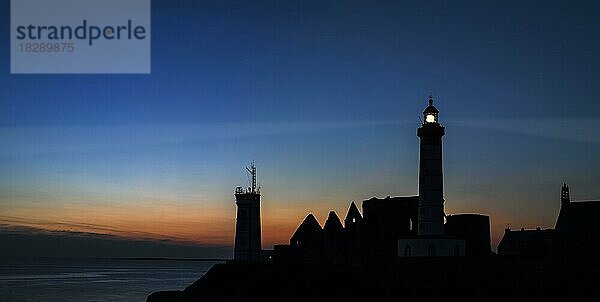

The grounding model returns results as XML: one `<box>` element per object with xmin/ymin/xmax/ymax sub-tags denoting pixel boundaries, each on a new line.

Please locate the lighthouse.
<box><xmin>398</xmin><ymin>97</ymin><xmax>465</xmax><ymax>257</ymax></box>
<box><xmin>417</xmin><ymin>97</ymin><xmax>445</xmax><ymax>236</ymax></box>
<box><xmin>233</xmin><ymin>163</ymin><xmax>262</xmax><ymax>262</ymax></box>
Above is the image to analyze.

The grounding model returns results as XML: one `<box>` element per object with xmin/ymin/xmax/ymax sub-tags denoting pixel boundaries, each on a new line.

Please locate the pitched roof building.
<box><xmin>499</xmin><ymin>183</ymin><xmax>600</xmax><ymax>263</ymax></box>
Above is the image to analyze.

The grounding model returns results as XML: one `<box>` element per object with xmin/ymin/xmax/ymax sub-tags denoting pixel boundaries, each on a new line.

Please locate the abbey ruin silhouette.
<box><xmin>233</xmin><ymin>97</ymin><xmax>600</xmax><ymax>264</ymax></box>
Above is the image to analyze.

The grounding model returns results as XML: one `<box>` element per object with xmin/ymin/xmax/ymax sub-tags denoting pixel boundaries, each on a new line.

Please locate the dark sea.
<box><xmin>0</xmin><ymin>259</ymin><xmax>221</xmax><ymax>302</ymax></box>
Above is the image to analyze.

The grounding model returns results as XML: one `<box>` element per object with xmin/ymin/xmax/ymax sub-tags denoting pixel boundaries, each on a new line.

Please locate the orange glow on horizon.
<box><xmin>0</xmin><ymin>199</ymin><xmax>316</xmax><ymax>247</ymax></box>
<box><xmin>1</xmin><ymin>195</ymin><xmax>557</xmax><ymax>251</ymax></box>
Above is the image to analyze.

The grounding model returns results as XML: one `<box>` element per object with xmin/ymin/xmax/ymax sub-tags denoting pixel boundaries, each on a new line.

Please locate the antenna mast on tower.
<box><xmin>246</xmin><ymin>162</ymin><xmax>257</xmax><ymax>193</ymax></box>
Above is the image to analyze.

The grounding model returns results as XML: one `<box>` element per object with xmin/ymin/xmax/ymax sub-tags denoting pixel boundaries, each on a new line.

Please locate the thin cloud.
<box><xmin>0</xmin><ymin>120</ymin><xmax>410</xmax><ymax>158</ymax></box>
<box><xmin>450</xmin><ymin>118</ymin><xmax>600</xmax><ymax>145</ymax></box>
<box><xmin>0</xmin><ymin>224</ymin><xmax>231</xmax><ymax>259</ymax></box>
<box><xmin>0</xmin><ymin>214</ymin><xmax>199</xmax><ymax>244</ymax></box>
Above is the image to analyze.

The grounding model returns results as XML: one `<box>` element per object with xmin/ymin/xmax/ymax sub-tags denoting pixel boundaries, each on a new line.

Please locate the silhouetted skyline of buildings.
<box><xmin>499</xmin><ymin>183</ymin><xmax>600</xmax><ymax>263</ymax></box>
<box><xmin>233</xmin><ymin>97</ymin><xmax>600</xmax><ymax>264</ymax></box>
<box><xmin>234</xmin><ymin>98</ymin><xmax>492</xmax><ymax>263</ymax></box>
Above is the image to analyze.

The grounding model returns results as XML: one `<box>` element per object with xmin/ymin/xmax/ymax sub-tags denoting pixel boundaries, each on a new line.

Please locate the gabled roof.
<box><xmin>323</xmin><ymin>211</ymin><xmax>343</xmax><ymax>233</ymax></box>
<box><xmin>555</xmin><ymin>201</ymin><xmax>600</xmax><ymax>233</ymax></box>
<box><xmin>344</xmin><ymin>202</ymin><xmax>362</xmax><ymax>225</ymax></box>
<box><xmin>291</xmin><ymin>214</ymin><xmax>322</xmax><ymax>241</ymax></box>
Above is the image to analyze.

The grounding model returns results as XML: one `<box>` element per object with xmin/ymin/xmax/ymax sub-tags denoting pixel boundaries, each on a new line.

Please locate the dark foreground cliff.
<box><xmin>147</xmin><ymin>258</ymin><xmax>600</xmax><ymax>302</ymax></box>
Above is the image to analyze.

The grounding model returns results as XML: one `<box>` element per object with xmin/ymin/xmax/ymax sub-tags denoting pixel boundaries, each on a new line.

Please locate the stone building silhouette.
<box><xmin>499</xmin><ymin>183</ymin><xmax>600</xmax><ymax>263</ymax></box>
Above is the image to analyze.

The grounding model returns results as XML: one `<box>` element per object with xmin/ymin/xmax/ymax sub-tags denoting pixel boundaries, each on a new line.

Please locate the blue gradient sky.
<box><xmin>1</xmin><ymin>0</ymin><xmax>600</xmax><ymax>250</ymax></box>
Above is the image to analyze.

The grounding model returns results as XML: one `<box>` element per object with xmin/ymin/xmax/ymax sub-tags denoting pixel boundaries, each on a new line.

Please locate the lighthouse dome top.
<box><xmin>423</xmin><ymin>97</ymin><xmax>439</xmax><ymax>114</ymax></box>
<box><xmin>423</xmin><ymin>97</ymin><xmax>440</xmax><ymax>124</ymax></box>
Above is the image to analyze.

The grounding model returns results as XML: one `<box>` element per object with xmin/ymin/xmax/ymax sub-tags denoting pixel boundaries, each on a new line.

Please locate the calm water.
<box><xmin>0</xmin><ymin>259</ymin><xmax>221</xmax><ymax>302</ymax></box>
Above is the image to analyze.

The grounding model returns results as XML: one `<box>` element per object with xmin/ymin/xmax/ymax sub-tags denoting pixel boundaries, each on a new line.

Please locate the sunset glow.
<box><xmin>1</xmin><ymin>0</ymin><xmax>599</xmax><ymax>257</ymax></box>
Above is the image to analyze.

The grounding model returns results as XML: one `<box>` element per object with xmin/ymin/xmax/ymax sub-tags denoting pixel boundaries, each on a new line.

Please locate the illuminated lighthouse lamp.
<box><xmin>423</xmin><ymin>97</ymin><xmax>439</xmax><ymax>124</ymax></box>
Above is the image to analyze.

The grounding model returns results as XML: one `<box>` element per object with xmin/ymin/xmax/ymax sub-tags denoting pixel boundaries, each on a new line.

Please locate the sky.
<box><xmin>1</xmin><ymin>0</ymin><xmax>600</xmax><ymax>257</ymax></box>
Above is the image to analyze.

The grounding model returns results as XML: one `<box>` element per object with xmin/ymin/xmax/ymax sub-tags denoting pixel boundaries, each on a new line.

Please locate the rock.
<box><xmin>146</xmin><ymin>290</ymin><xmax>185</xmax><ymax>302</ymax></box>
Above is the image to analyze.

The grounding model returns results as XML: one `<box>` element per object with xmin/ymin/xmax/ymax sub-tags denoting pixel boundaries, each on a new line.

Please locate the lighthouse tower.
<box><xmin>234</xmin><ymin>163</ymin><xmax>262</xmax><ymax>262</ymax></box>
<box><xmin>398</xmin><ymin>97</ymin><xmax>464</xmax><ymax>257</ymax></box>
<box><xmin>417</xmin><ymin>97</ymin><xmax>445</xmax><ymax>236</ymax></box>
